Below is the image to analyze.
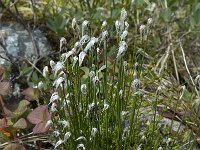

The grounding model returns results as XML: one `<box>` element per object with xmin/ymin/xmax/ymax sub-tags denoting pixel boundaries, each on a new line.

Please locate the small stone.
<box><xmin>0</xmin><ymin>22</ymin><xmax>51</xmax><ymax>66</ymax></box>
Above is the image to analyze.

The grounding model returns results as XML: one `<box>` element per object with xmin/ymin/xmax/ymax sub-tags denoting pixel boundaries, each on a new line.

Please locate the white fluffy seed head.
<box><xmin>102</xmin><ymin>101</ymin><xmax>109</xmax><ymax>112</ymax></box>
<box><xmin>82</xmin><ymin>20</ymin><xmax>89</xmax><ymax>28</ymax></box>
<box><xmin>125</xmin><ymin>21</ymin><xmax>129</xmax><ymax>30</ymax></box>
<box><xmin>149</xmin><ymin>2</ymin><xmax>156</xmax><ymax>12</ymax></box>
<box><xmin>72</xmin><ymin>18</ymin><xmax>76</xmax><ymax>29</ymax></box>
<box><xmin>102</xmin><ymin>20</ymin><xmax>107</xmax><ymax>28</ymax></box>
<box><xmin>77</xmin><ymin>144</ymin><xmax>85</xmax><ymax>150</ymax></box>
<box><xmin>53</xmin><ymin>77</ymin><xmax>65</xmax><ymax>89</ymax></box>
<box><xmin>79</xmin><ymin>51</ymin><xmax>87</xmax><ymax>67</ymax></box>
<box><xmin>115</xmin><ymin>20</ymin><xmax>121</xmax><ymax>33</ymax></box>
<box><xmin>79</xmin><ymin>102</ymin><xmax>82</xmax><ymax>112</ymax></box>
<box><xmin>45</xmin><ymin>120</ymin><xmax>53</xmax><ymax>128</ymax></box>
<box><xmin>158</xmin><ymin>147</ymin><xmax>163</xmax><ymax>150</ymax></box>
<box><xmin>60</xmin><ymin>37</ymin><xmax>66</xmax><ymax>51</ymax></box>
<box><xmin>83</xmin><ymin>37</ymin><xmax>98</xmax><ymax>53</ymax></box>
<box><xmin>97</xmin><ymin>47</ymin><xmax>101</xmax><ymax>54</ymax></box>
<box><xmin>61</xmin><ymin>49</ymin><xmax>75</xmax><ymax>62</ymax></box>
<box><xmin>53</xmin><ymin>131</ymin><xmax>60</xmax><ymax>137</ymax></box>
<box><xmin>100</xmin><ymin>30</ymin><xmax>108</xmax><ymax>42</ymax></box>
<box><xmin>122</xmin><ymin>127</ymin><xmax>128</xmax><ymax>141</ymax></box>
<box><xmin>50</xmin><ymin>102</ymin><xmax>57</xmax><ymax>112</ymax></box>
<box><xmin>195</xmin><ymin>75</ymin><xmax>200</xmax><ymax>85</ymax></box>
<box><xmin>147</xmin><ymin>18</ymin><xmax>153</xmax><ymax>26</ymax></box>
<box><xmin>74</xmin><ymin>41</ymin><xmax>80</xmax><ymax>48</ymax></box>
<box><xmin>123</xmin><ymin>61</ymin><xmax>128</xmax><ymax>71</ymax></box>
<box><xmin>119</xmin><ymin>89</ymin><xmax>123</xmax><ymax>98</ymax></box>
<box><xmin>120</xmin><ymin>8</ymin><xmax>127</xmax><ymax>21</ymax></box>
<box><xmin>42</xmin><ymin>66</ymin><xmax>49</xmax><ymax>78</ymax></box>
<box><xmin>116</xmin><ymin>41</ymin><xmax>128</xmax><ymax>58</ymax></box>
<box><xmin>64</xmin><ymin>132</ymin><xmax>71</xmax><ymax>141</ymax></box>
<box><xmin>82</xmin><ymin>20</ymin><xmax>89</xmax><ymax>35</ymax></box>
<box><xmin>37</xmin><ymin>81</ymin><xmax>43</xmax><ymax>90</ymax></box>
<box><xmin>76</xmin><ymin>136</ymin><xmax>86</xmax><ymax>141</ymax></box>
<box><xmin>98</xmin><ymin>65</ymin><xmax>106</xmax><ymax>73</ymax></box>
<box><xmin>131</xmin><ymin>79</ymin><xmax>140</xmax><ymax>90</ymax></box>
<box><xmin>195</xmin><ymin>97</ymin><xmax>200</xmax><ymax>105</ymax></box>
<box><xmin>120</xmin><ymin>30</ymin><xmax>128</xmax><ymax>40</ymax></box>
<box><xmin>80</xmin><ymin>35</ymin><xmax>90</xmax><ymax>45</ymax></box>
<box><xmin>50</xmin><ymin>92</ymin><xmax>59</xmax><ymax>103</ymax></box>
<box><xmin>139</xmin><ymin>25</ymin><xmax>146</xmax><ymax>34</ymax></box>
<box><xmin>88</xmin><ymin>102</ymin><xmax>95</xmax><ymax>111</ymax></box>
<box><xmin>72</xmin><ymin>56</ymin><xmax>78</xmax><ymax>68</ymax></box>
<box><xmin>121</xmin><ymin>111</ymin><xmax>128</xmax><ymax>121</ymax></box>
<box><xmin>92</xmin><ymin>76</ymin><xmax>99</xmax><ymax>85</ymax></box>
<box><xmin>53</xmin><ymin>62</ymin><xmax>65</xmax><ymax>76</ymax></box>
<box><xmin>50</xmin><ymin>60</ymin><xmax>56</xmax><ymax>69</ymax></box>
<box><xmin>54</xmin><ymin>139</ymin><xmax>63</xmax><ymax>150</ymax></box>
<box><xmin>91</xmin><ymin>128</ymin><xmax>98</xmax><ymax>137</ymax></box>
<box><xmin>81</xmin><ymin>84</ymin><xmax>87</xmax><ymax>94</ymax></box>
<box><xmin>137</xmin><ymin>144</ymin><xmax>142</xmax><ymax>150</ymax></box>
<box><xmin>60</xmin><ymin>37</ymin><xmax>66</xmax><ymax>43</ymax></box>
<box><xmin>89</xmin><ymin>71</ymin><xmax>95</xmax><ymax>78</ymax></box>
<box><xmin>58</xmin><ymin>120</ymin><xmax>69</xmax><ymax>128</ymax></box>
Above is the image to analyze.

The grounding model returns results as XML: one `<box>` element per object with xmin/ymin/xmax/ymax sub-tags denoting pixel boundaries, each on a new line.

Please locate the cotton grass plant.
<box><xmin>38</xmin><ymin>8</ymin><xmax>194</xmax><ymax>150</ymax></box>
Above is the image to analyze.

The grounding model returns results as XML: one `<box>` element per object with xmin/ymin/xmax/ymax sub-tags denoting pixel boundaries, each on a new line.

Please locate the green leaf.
<box><xmin>55</xmin><ymin>15</ymin><xmax>66</xmax><ymax>29</ymax></box>
<box><xmin>192</xmin><ymin>2</ymin><xmax>200</xmax><ymax>13</ymax></box>
<box><xmin>133</xmin><ymin>0</ymin><xmax>144</xmax><ymax>6</ymax></box>
<box><xmin>46</xmin><ymin>14</ymin><xmax>67</xmax><ymax>35</ymax></box>
<box><xmin>20</xmin><ymin>63</ymin><xmax>32</xmax><ymax>75</ymax></box>
<box><xmin>91</xmin><ymin>10</ymin><xmax>102</xmax><ymax>20</ymax></box>
<box><xmin>46</xmin><ymin>18</ymin><xmax>56</xmax><ymax>32</ymax></box>
<box><xmin>160</xmin><ymin>8</ymin><xmax>172</xmax><ymax>22</ymax></box>
<box><xmin>31</xmin><ymin>71</ymin><xmax>38</xmax><ymax>83</ymax></box>
<box><xmin>193</xmin><ymin>9</ymin><xmax>200</xmax><ymax>24</ymax></box>
<box><xmin>111</xmin><ymin>9</ymin><xmax>121</xmax><ymax>20</ymax></box>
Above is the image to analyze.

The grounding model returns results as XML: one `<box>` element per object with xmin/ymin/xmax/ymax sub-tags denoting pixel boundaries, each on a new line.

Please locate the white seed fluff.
<box><xmin>78</xmin><ymin>51</ymin><xmax>87</xmax><ymax>66</ymax></box>
<box><xmin>42</xmin><ymin>66</ymin><xmax>49</xmax><ymax>78</ymax></box>
<box><xmin>91</xmin><ymin>128</ymin><xmax>98</xmax><ymax>137</ymax></box>
<box><xmin>50</xmin><ymin>92</ymin><xmax>59</xmax><ymax>103</ymax></box>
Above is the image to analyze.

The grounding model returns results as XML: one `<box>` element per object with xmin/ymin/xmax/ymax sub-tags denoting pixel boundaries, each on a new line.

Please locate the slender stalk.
<box><xmin>151</xmin><ymin>88</ymin><xmax>160</xmax><ymax>148</ymax></box>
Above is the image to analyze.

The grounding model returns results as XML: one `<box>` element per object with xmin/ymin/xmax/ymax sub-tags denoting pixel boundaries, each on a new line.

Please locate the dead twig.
<box><xmin>0</xmin><ymin>133</ymin><xmax>49</xmax><ymax>149</ymax></box>
<box><xmin>179</xmin><ymin>41</ymin><xmax>199</xmax><ymax>97</ymax></box>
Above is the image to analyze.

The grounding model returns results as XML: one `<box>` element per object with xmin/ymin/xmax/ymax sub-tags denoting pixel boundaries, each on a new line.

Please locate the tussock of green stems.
<box><xmin>39</xmin><ymin>8</ymin><xmax>194</xmax><ymax>150</ymax></box>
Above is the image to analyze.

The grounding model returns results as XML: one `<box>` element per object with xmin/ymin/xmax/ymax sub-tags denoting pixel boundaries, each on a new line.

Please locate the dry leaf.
<box><xmin>33</xmin><ymin>122</ymin><xmax>50</xmax><ymax>134</ymax></box>
<box><xmin>0</xmin><ymin>118</ymin><xmax>6</xmax><ymax>127</ymax></box>
<box><xmin>0</xmin><ymin>95</ymin><xmax>14</xmax><ymax>118</ymax></box>
<box><xmin>0</xmin><ymin>82</ymin><xmax>11</xmax><ymax>96</ymax></box>
<box><xmin>27</xmin><ymin>105</ymin><xmax>51</xmax><ymax>134</ymax></box>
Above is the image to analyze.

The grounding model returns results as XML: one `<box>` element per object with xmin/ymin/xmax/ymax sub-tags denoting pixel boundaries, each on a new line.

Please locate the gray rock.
<box><xmin>0</xmin><ymin>22</ymin><xmax>51</xmax><ymax>66</ymax></box>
